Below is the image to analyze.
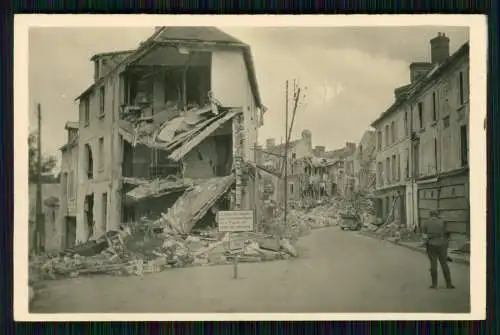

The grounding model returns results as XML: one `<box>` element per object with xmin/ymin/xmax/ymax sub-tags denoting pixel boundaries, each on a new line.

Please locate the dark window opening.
<box><xmin>83</xmin><ymin>98</ymin><xmax>90</xmax><ymax>126</ymax></box>
<box><xmin>432</xmin><ymin>91</ymin><xmax>437</xmax><ymax>121</ymax></box>
<box><xmin>392</xmin><ymin>155</ymin><xmax>396</xmax><ymax>181</ymax></box>
<box><xmin>405</xmin><ymin>149</ymin><xmax>409</xmax><ymax>179</ymax></box>
<box><xmin>459</xmin><ymin>71</ymin><xmax>465</xmax><ymax>105</ymax></box>
<box><xmin>84</xmin><ymin>194</ymin><xmax>94</xmax><ymax>242</ymax></box>
<box><xmin>418</xmin><ymin>102</ymin><xmax>424</xmax><ymax>129</ymax></box>
<box><xmin>434</xmin><ymin>138</ymin><xmax>439</xmax><ymax>172</ymax></box>
<box><xmin>99</xmin><ymin>85</ymin><xmax>106</xmax><ymax>117</ymax></box>
<box><xmin>460</xmin><ymin>125</ymin><xmax>468</xmax><ymax>167</ymax></box>
<box><xmin>102</xmin><ymin>193</ymin><xmax>108</xmax><ymax>231</ymax></box>
<box><xmin>98</xmin><ymin>137</ymin><xmax>104</xmax><ymax>172</ymax></box>
<box><xmin>391</xmin><ymin>121</ymin><xmax>395</xmax><ymax>143</ymax></box>
<box><xmin>85</xmin><ymin>144</ymin><xmax>93</xmax><ymax>179</ymax></box>
<box><xmin>404</xmin><ymin>110</ymin><xmax>408</xmax><ymax>136</ymax></box>
<box><xmin>386</xmin><ymin>157</ymin><xmax>390</xmax><ymax>183</ymax></box>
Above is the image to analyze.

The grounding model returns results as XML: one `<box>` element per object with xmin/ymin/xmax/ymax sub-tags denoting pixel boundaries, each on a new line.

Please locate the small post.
<box><xmin>232</xmin><ymin>233</ymin><xmax>238</xmax><ymax>279</ymax></box>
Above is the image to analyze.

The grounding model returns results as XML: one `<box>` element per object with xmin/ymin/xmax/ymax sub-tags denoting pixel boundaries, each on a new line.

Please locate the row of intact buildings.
<box><xmin>371</xmin><ymin>33</ymin><xmax>469</xmax><ymax>247</ymax></box>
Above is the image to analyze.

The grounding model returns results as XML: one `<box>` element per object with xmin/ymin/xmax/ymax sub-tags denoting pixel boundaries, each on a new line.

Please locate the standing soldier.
<box><xmin>421</xmin><ymin>210</ymin><xmax>455</xmax><ymax>289</ymax></box>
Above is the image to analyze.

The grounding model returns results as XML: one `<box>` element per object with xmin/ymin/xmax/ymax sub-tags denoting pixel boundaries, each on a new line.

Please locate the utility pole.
<box><xmin>284</xmin><ymin>80</ymin><xmax>289</xmax><ymax>234</ymax></box>
<box><xmin>35</xmin><ymin>103</ymin><xmax>44</xmax><ymax>254</ymax></box>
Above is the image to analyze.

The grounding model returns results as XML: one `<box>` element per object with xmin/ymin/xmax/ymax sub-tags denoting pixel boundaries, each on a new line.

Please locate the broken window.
<box><xmin>85</xmin><ymin>143</ymin><xmax>93</xmax><ymax>179</ymax></box>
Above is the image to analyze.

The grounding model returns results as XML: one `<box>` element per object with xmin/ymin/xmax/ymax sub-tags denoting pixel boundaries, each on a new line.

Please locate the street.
<box><xmin>30</xmin><ymin>226</ymin><xmax>470</xmax><ymax>314</ymax></box>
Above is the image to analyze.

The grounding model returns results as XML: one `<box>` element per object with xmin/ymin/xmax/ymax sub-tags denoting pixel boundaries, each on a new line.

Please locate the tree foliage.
<box><xmin>28</xmin><ymin>132</ymin><xmax>58</xmax><ymax>182</ymax></box>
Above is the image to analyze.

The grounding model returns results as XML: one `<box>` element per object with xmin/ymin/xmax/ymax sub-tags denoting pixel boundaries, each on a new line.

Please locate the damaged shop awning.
<box><xmin>119</xmin><ymin>105</ymin><xmax>242</xmax><ymax>162</ymax></box>
<box><xmin>160</xmin><ymin>175</ymin><xmax>235</xmax><ymax>234</ymax></box>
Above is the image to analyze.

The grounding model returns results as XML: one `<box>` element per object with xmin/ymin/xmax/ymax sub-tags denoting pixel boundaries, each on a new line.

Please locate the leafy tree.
<box><xmin>28</xmin><ymin>132</ymin><xmax>58</xmax><ymax>183</ymax></box>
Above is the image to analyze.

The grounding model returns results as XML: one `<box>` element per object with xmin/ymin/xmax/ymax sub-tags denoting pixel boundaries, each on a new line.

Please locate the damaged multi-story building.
<box><xmin>345</xmin><ymin>130</ymin><xmax>377</xmax><ymax>193</ymax></box>
<box><xmin>371</xmin><ymin>33</ymin><xmax>469</xmax><ymax>247</ymax></box>
<box><xmin>61</xmin><ymin>27</ymin><xmax>265</xmax><ymax>244</ymax></box>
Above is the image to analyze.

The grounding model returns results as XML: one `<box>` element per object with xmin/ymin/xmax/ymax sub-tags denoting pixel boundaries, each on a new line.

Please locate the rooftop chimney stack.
<box><xmin>430</xmin><ymin>32</ymin><xmax>450</xmax><ymax>65</ymax></box>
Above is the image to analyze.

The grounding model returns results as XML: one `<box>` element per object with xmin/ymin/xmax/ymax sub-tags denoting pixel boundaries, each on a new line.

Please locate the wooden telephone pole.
<box><xmin>35</xmin><ymin>103</ymin><xmax>44</xmax><ymax>254</ymax></box>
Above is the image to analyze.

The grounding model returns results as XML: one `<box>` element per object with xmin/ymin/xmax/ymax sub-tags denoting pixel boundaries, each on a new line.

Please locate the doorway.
<box><xmin>65</xmin><ymin>216</ymin><xmax>77</xmax><ymax>249</ymax></box>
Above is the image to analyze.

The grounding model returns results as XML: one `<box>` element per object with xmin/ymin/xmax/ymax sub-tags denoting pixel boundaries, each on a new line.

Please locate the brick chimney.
<box><xmin>430</xmin><ymin>32</ymin><xmax>450</xmax><ymax>65</ymax></box>
<box><xmin>266</xmin><ymin>138</ymin><xmax>276</xmax><ymax>149</ymax></box>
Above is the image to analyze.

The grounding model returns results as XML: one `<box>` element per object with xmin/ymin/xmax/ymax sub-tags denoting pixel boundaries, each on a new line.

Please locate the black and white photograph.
<box><xmin>14</xmin><ymin>15</ymin><xmax>486</xmax><ymax>320</ymax></box>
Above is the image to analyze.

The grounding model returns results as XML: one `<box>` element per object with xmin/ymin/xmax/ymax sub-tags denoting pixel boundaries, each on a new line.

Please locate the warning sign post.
<box><xmin>217</xmin><ymin>210</ymin><xmax>254</xmax><ymax>279</ymax></box>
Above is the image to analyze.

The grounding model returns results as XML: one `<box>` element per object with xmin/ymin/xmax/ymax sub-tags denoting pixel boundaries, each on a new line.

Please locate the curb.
<box><xmin>357</xmin><ymin>231</ymin><xmax>470</xmax><ymax>265</ymax></box>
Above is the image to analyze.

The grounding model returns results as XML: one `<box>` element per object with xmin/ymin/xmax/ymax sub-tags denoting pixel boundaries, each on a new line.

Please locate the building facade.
<box><xmin>57</xmin><ymin>122</ymin><xmax>79</xmax><ymax>249</ymax></box>
<box><xmin>351</xmin><ymin>130</ymin><xmax>377</xmax><ymax>192</ymax></box>
<box><xmin>71</xmin><ymin>27</ymin><xmax>264</xmax><ymax>243</ymax></box>
<box><xmin>409</xmin><ymin>36</ymin><xmax>470</xmax><ymax>246</ymax></box>
<box><xmin>371</xmin><ymin>33</ymin><xmax>469</xmax><ymax>246</ymax></box>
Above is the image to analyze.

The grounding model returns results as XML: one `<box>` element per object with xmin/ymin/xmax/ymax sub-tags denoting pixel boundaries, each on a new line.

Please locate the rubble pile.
<box><xmin>374</xmin><ymin>220</ymin><xmax>421</xmax><ymax>243</ymax></box>
<box><xmin>29</xmin><ymin>220</ymin><xmax>299</xmax><ymax>283</ymax></box>
<box><xmin>263</xmin><ymin>197</ymin><xmax>345</xmax><ymax>239</ymax></box>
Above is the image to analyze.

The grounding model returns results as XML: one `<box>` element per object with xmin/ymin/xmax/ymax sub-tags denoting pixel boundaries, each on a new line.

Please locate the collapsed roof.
<box><xmin>118</xmin><ymin>104</ymin><xmax>242</xmax><ymax>162</ymax></box>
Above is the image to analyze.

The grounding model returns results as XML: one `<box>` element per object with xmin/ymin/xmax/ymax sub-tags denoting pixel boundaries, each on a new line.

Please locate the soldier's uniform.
<box><xmin>421</xmin><ymin>212</ymin><xmax>455</xmax><ymax>289</ymax></box>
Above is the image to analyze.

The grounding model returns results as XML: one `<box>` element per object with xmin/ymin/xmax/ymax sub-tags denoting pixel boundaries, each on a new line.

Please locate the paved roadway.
<box><xmin>31</xmin><ymin>226</ymin><xmax>470</xmax><ymax>313</ymax></box>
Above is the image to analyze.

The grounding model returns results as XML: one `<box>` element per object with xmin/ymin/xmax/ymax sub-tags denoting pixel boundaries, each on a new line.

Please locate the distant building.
<box><xmin>57</xmin><ymin>121</ymin><xmax>79</xmax><ymax>249</ymax></box>
<box><xmin>29</xmin><ymin>182</ymin><xmax>60</xmax><ymax>253</ymax></box>
<box><xmin>371</xmin><ymin>33</ymin><xmax>469</xmax><ymax>247</ymax></box>
<box><xmin>346</xmin><ymin>130</ymin><xmax>376</xmax><ymax>192</ymax></box>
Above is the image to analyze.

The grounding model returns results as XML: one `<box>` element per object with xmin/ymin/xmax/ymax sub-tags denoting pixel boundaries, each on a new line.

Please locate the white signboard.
<box><xmin>217</xmin><ymin>210</ymin><xmax>254</xmax><ymax>232</ymax></box>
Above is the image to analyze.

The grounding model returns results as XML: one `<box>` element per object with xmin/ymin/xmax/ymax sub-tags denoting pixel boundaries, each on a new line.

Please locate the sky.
<box><xmin>28</xmin><ymin>26</ymin><xmax>469</xmax><ymax>160</ymax></box>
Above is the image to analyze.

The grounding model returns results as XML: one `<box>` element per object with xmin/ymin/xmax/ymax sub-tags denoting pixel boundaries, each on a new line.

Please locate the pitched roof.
<box><xmin>90</xmin><ymin>49</ymin><xmax>135</xmax><ymax>61</ymax></box>
<box><xmin>75</xmin><ymin>27</ymin><xmax>263</xmax><ymax>110</ymax></box>
<box><xmin>153</xmin><ymin>27</ymin><xmax>245</xmax><ymax>45</ymax></box>
<box><xmin>371</xmin><ymin>41</ymin><xmax>469</xmax><ymax>127</ymax></box>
